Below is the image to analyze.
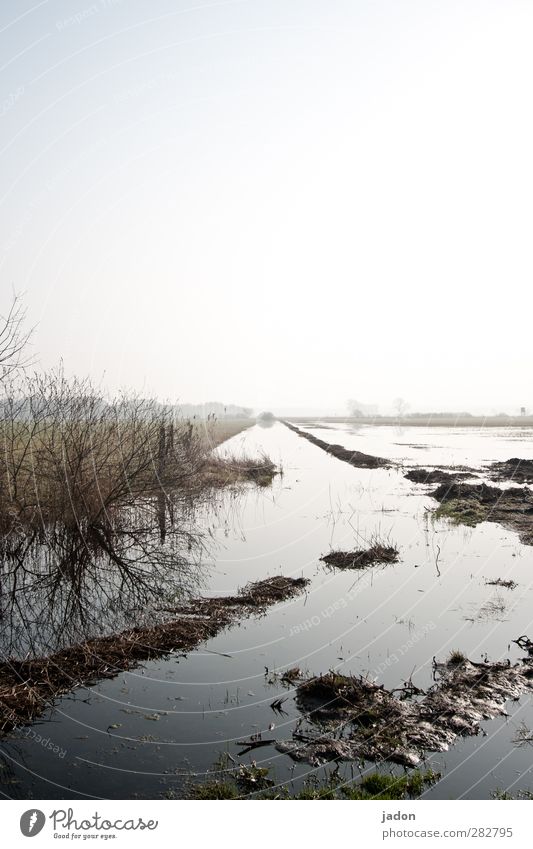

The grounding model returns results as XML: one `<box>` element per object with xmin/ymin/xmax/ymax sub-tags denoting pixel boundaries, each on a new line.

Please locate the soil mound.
<box><xmin>489</xmin><ymin>458</ymin><xmax>533</xmax><ymax>485</ymax></box>
<box><xmin>404</xmin><ymin>468</ymin><xmax>473</xmax><ymax>485</ymax></box>
<box><xmin>321</xmin><ymin>545</ymin><xmax>399</xmax><ymax>569</ymax></box>
<box><xmin>431</xmin><ymin>481</ymin><xmax>533</xmax><ymax>544</ymax></box>
<box><xmin>276</xmin><ymin>655</ymin><xmax>533</xmax><ymax>767</ymax></box>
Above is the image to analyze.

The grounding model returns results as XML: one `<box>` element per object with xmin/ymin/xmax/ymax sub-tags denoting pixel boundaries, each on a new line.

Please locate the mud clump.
<box><xmin>0</xmin><ymin>575</ymin><xmax>308</xmax><ymax>736</ymax></box>
<box><xmin>321</xmin><ymin>545</ymin><xmax>399</xmax><ymax>569</ymax></box>
<box><xmin>431</xmin><ymin>481</ymin><xmax>533</xmax><ymax>544</ymax></box>
<box><xmin>486</xmin><ymin>578</ymin><xmax>517</xmax><ymax>590</ymax></box>
<box><xmin>276</xmin><ymin>654</ymin><xmax>533</xmax><ymax>768</ymax></box>
<box><xmin>404</xmin><ymin>468</ymin><xmax>473</xmax><ymax>485</ymax></box>
<box><xmin>283</xmin><ymin>422</ymin><xmax>392</xmax><ymax>470</ymax></box>
<box><xmin>489</xmin><ymin>458</ymin><xmax>533</xmax><ymax>485</ymax></box>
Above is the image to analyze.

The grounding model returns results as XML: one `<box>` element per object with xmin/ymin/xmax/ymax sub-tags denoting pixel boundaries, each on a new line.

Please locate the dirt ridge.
<box><xmin>283</xmin><ymin>421</ymin><xmax>392</xmax><ymax>469</ymax></box>
<box><xmin>0</xmin><ymin>575</ymin><xmax>308</xmax><ymax>735</ymax></box>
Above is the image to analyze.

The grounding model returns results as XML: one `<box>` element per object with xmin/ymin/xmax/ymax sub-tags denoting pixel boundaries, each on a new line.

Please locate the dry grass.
<box><xmin>321</xmin><ymin>540</ymin><xmax>399</xmax><ymax>570</ymax></box>
<box><xmin>202</xmin><ymin>418</ymin><xmax>254</xmax><ymax>448</ymax></box>
<box><xmin>0</xmin><ymin>375</ymin><xmax>270</xmax><ymax>537</ymax></box>
<box><xmin>197</xmin><ymin>453</ymin><xmax>276</xmax><ymax>490</ymax></box>
<box><xmin>513</xmin><ymin>722</ymin><xmax>533</xmax><ymax>747</ymax></box>
<box><xmin>448</xmin><ymin>649</ymin><xmax>466</xmax><ymax>665</ymax></box>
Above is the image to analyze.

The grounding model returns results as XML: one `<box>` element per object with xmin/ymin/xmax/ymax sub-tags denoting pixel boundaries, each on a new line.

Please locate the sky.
<box><xmin>0</xmin><ymin>0</ymin><xmax>532</xmax><ymax>415</ymax></box>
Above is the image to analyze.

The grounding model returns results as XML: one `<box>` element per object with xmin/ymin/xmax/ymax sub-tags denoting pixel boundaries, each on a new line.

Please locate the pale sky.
<box><xmin>1</xmin><ymin>0</ymin><xmax>532</xmax><ymax>414</ymax></box>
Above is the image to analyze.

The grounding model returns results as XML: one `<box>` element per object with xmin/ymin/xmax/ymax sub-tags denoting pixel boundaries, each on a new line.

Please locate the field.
<box><xmin>202</xmin><ymin>417</ymin><xmax>255</xmax><ymax>447</ymax></box>
<box><xmin>288</xmin><ymin>415</ymin><xmax>533</xmax><ymax>427</ymax></box>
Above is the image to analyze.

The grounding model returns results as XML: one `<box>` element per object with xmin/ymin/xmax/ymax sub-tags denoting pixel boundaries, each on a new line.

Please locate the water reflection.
<box><xmin>0</xmin><ymin>491</ymin><xmax>214</xmax><ymax>660</ymax></box>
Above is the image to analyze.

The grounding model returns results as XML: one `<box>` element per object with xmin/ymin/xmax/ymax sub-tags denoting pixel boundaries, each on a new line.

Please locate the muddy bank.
<box><xmin>283</xmin><ymin>422</ymin><xmax>392</xmax><ymax>469</ymax></box>
<box><xmin>488</xmin><ymin>458</ymin><xmax>533</xmax><ymax>485</ymax></box>
<box><xmin>431</xmin><ymin>481</ymin><xmax>533</xmax><ymax>544</ymax></box>
<box><xmin>321</xmin><ymin>544</ymin><xmax>399</xmax><ymax>569</ymax></box>
<box><xmin>275</xmin><ymin>654</ymin><xmax>533</xmax><ymax>767</ymax></box>
<box><xmin>0</xmin><ymin>576</ymin><xmax>308</xmax><ymax>735</ymax></box>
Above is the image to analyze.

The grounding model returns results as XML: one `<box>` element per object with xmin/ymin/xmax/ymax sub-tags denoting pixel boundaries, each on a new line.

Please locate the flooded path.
<box><xmin>2</xmin><ymin>421</ymin><xmax>533</xmax><ymax>799</ymax></box>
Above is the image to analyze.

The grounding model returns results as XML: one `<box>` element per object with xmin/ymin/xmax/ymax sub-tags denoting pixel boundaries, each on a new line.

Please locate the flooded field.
<box><xmin>2</xmin><ymin>420</ymin><xmax>533</xmax><ymax>800</ymax></box>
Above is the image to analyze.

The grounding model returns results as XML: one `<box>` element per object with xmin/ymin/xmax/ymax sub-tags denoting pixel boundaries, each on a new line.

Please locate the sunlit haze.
<box><xmin>1</xmin><ymin>0</ymin><xmax>532</xmax><ymax>414</ymax></box>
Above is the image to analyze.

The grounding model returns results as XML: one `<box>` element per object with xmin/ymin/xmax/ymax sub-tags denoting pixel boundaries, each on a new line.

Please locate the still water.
<box><xmin>2</xmin><ymin>421</ymin><xmax>533</xmax><ymax>799</ymax></box>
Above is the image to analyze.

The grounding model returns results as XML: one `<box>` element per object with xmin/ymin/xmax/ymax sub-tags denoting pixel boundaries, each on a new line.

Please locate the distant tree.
<box><xmin>347</xmin><ymin>399</ymin><xmax>364</xmax><ymax>417</ymax></box>
<box><xmin>393</xmin><ymin>397</ymin><xmax>410</xmax><ymax>418</ymax></box>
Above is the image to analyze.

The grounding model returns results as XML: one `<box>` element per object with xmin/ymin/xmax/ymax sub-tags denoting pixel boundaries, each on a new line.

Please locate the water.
<box><xmin>2</xmin><ymin>421</ymin><xmax>533</xmax><ymax>799</ymax></box>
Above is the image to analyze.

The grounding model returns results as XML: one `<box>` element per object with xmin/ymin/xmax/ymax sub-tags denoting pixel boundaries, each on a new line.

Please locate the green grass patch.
<box><xmin>189</xmin><ymin>765</ymin><xmax>440</xmax><ymax>800</ymax></box>
<box><xmin>435</xmin><ymin>498</ymin><xmax>488</xmax><ymax>527</ymax></box>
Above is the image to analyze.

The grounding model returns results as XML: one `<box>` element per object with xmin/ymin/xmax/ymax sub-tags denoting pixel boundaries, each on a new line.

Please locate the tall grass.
<box><xmin>0</xmin><ymin>370</ymin><xmax>272</xmax><ymax>537</ymax></box>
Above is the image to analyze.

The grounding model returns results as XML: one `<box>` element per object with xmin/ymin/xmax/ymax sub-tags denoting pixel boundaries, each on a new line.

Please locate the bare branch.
<box><xmin>0</xmin><ymin>293</ymin><xmax>34</xmax><ymax>381</ymax></box>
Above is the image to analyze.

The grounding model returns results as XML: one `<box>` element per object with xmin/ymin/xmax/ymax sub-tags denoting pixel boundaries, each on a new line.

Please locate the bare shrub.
<box><xmin>0</xmin><ymin>293</ymin><xmax>33</xmax><ymax>382</ymax></box>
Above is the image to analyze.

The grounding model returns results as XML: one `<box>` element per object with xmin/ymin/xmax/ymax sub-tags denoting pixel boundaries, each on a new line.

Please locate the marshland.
<box><xmin>3</xmin><ymin>342</ymin><xmax>533</xmax><ymax>801</ymax></box>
